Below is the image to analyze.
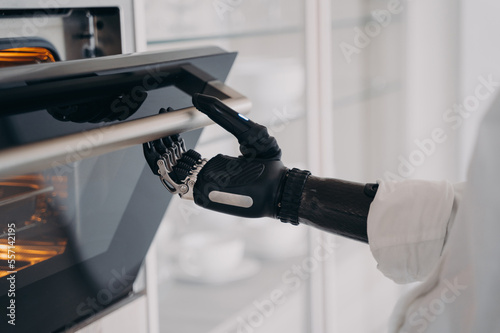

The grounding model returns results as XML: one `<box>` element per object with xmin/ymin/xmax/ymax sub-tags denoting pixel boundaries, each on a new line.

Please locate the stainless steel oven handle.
<box><xmin>0</xmin><ymin>81</ymin><xmax>251</xmax><ymax>177</ymax></box>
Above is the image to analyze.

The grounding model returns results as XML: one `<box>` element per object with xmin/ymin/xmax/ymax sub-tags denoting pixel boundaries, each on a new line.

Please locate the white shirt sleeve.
<box><xmin>367</xmin><ymin>180</ymin><xmax>457</xmax><ymax>284</ymax></box>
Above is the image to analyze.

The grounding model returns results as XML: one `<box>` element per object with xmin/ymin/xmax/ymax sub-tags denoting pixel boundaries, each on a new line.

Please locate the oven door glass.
<box><xmin>1</xmin><ymin>148</ymin><xmax>150</xmax><ymax>280</ymax></box>
<box><xmin>0</xmin><ymin>144</ymin><xmax>183</xmax><ymax>332</ymax></box>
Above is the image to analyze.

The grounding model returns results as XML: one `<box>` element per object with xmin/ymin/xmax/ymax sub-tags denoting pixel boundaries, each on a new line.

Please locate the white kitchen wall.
<box><xmin>325</xmin><ymin>0</ymin><xmax>462</xmax><ymax>332</ymax></box>
<box><xmin>326</xmin><ymin>1</ymin><xmax>409</xmax><ymax>332</ymax></box>
<box><xmin>459</xmin><ymin>0</ymin><xmax>500</xmax><ymax>178</ymax></box>
<box><xmin>403</xmin><ymin>0</ymin><xmax>461</xmax><ymax>182</ymax></box>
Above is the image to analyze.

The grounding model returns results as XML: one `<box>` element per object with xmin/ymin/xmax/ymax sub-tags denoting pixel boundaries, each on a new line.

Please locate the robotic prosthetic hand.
<box><xmin>144</xmin><ymin>95</ymin><xmax>378</xmax><ymax>243</ymax></box>
<box><xmin>143</xmin><ymin>95</ymin><xmax>311</xmax><ymax>225</ymax></box>
<box><xmin>143</xmin><ymin>107</ymin><xmax>207</xmax><ymax>201</ymax></box>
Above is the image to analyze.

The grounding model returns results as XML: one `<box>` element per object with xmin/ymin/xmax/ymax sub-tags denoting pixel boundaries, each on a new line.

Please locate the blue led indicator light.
<box><xmin>238</xmin><ymin>114</ymin><xmax>249</xmax><ymax>121</ymax></box>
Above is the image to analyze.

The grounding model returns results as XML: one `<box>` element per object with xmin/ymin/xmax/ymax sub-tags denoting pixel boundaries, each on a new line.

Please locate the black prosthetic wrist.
<box><xmin>298</xmin><ymin>177</ymin><xmax>378</xmax><ymax>243</ymax></box>
<box><xmin>277</xmin><ymin>168</ymin><xmax>311</xmax><ymax>226</ymax></box>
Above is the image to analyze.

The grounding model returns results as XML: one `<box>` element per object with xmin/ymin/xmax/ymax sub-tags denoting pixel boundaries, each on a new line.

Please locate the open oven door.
<box><xmin>0</xmin><ymin>46</ymin><xmax>250</xmax><ymax>333</ymax></box>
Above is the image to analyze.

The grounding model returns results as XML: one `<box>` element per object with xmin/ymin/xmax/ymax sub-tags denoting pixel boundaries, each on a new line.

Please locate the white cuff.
<box><xmin>367</xmin><ymin>180</ymin><xmax>455</xmax><ymax>284</ymax></box>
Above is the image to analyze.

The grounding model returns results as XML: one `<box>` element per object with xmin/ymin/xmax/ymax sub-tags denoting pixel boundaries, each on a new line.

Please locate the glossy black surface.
<box><xmin>0</xmin><ymin>47</ymin><xmax>233</xmax><ymax>116</ymax></box>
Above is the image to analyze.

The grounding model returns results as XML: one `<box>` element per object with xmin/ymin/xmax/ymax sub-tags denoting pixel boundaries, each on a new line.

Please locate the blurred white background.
<box><xmin>141</xmin><ymin>0</ymin><xmax>500</xmax><ymax>332</ymax></box>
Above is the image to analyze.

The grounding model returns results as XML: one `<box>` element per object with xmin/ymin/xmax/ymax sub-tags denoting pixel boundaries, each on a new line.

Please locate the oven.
<box><xmin>0</xmin><ymin>2</ymin><xmax>250</xmax><ymax>332</ymax></box>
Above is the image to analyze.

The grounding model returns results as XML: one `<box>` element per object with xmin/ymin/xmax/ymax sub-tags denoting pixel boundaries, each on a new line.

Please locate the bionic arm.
<box><xmin>143</xmin><ymin>95</ymin><xmax>378</xmax><ymax>243</ymax></box>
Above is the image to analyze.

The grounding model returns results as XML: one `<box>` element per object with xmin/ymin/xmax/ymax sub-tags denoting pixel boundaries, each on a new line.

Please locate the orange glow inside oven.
<box><xmin>0</xmin><ymin>240</ymin><xmax>67</xmax><ymax>278</ymax></box>
<box><xmin>0</xmin><ymin>47</ymin><xmax>56</xmax><ymax>68</ymax></box>
<box><xmin>1</xmin><ymin>175</ymin><xmax>68</xmax><ymax>278</ymax></box>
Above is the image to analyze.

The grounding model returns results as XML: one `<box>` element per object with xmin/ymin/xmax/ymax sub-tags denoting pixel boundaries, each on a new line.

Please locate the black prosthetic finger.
<box><xmin>184</xmin><ymin>149</ymin><xmax>201</xmax><ymax>161</ymax></box>
<box><xmin>143</xmin><ymin>142</ymin><xmax>161</xmax><ymax>175</ymax></box>
<box><xmin>159</xmin><ymin>107</ymin><xmax>182</xmax><ymax>146</ymax></box>
<box><xmin>168</xmin><ymin>171</ymin><xmax>181</xmax><ymax>184</ymax></box>
<box><xmin>161</xmin><ymin>136</ymin><xmax>175</xmax><ymax>148</ymax></box>
<box><xmin>172</xmin><ymin>161</ymin><xmax>193</xmax><ymax>183</ymax></box>
<box><xmin>167</xmin><ymin>149</ymin><xmax>203</xmax><ymax>183</ymax></box>
<box><xmin>177</xmin><ymin>155</ymin><xmax>197</xmax><ymax>167</ymax></box>
<box><xmin>153</xmin><ymin>137</ymin><xmax>169</xmax><ymax>155</ymax></box>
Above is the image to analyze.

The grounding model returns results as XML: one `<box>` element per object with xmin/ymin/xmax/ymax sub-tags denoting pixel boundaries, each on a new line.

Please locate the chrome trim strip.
<box><xmin>208</xmin><ymin>191</ymin><xmax>254</xmax><ymax>208</ymax></box>
<box><xmin>0</xmin><ymin>81</ymin><xmax>251</xmax><ymax>177</ymax></box>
